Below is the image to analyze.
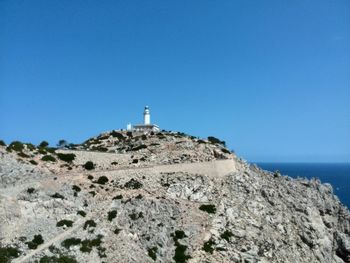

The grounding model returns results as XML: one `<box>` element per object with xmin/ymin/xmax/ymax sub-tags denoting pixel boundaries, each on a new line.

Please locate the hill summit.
<box><xmin>0</xmin><ymin>130</ymin><xmax>349</xmax><ymax>263</ymax></box>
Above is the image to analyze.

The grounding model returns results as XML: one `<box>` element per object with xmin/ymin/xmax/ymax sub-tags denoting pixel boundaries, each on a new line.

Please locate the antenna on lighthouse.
<box><xmin>144</xmin><ymin>106</ymin><xmax>150</xmax><ymax>125</ymax></box>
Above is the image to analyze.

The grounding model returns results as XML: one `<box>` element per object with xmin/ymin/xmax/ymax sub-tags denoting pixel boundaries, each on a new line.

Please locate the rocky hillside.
<box><xmin>0</xmin><ymin>131</ymin><xmax>349</xmax><ymax>263</ymax></box>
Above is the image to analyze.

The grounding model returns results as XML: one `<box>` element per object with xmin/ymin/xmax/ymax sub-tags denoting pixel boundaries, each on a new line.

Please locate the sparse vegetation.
<box><xmin>57</xmin><ymin>153</ymin><xmax>76</xmax><ymax>163</ymax></box>
<box><xmin>220</xmin><ymin>230</ymin><xmax>233</xmax><ymax>242</ymax></box>
<box><xmin>83</xmin><ymin>220</ymin><xmax>96</xmax><ymax>230</ymax></box>
<box><xmin>83</xmin><ymin>161</ymin><xmax>95</xmax><ymax>170</ymax></box>
<box><xmin>7</xmin><ymin>141</ymin><xmax>24</xmax><ymax>152</ymax></box>
<box><xmin>110</xmin><ymin>130</ymin><xmax>125</xmax><ymax>140</ymax></box>
<box><xmin>112</xmin><ymin>194</ymin><xmax>123</xmax><ymax>200</ymax></box>
<box><xmin>199</xmin><ymin>204</ymin><xmax>216</xmax><ymax>214</ymax></box>
<box><xmin>114</xmin><ymin>228</ymin><xmax>121</xmax><ymax>235</ymax></box>
<box><xmin>61</xmin><ymin>238</ymin><xmax>81</xmax><ymax>249</ymax></box>
<box><xmin>41</xmin><ymin>155</ymin><xmax>56</xmax><ymax>162</ymax></box>
<box><xmin>0</xmin><ymin>140</ymin><xmax>6</xmax><ymax>146</ymax></box>
<box><xmin>172</xmin><ymin>230</ymin><xmax>190</xmax><ymax>263</ymax></box>
<box><xmin>39</xmin><ymin>254</ymin><xmax>78</xmax><ymax>263</ymax></box>
<box><xmin>56</xmin><ymin>219</ymin><xmax>73</xmax><ymax>227</ymax></box>
<box><xmin>129</xmin><ymin>211</ymin><xmax>143</xmax><ymax>220</ymax></box>
<box><xmin>80</xmin><ymin>235</ymin><xmax>103</xmax><ymax>253</ymax></box>
<box><xmin>108</xmin><ymin>210</ymin><xmax>117</xmax><ymax>221</ymax></box>
<box><xmin>26</xmin><ymin>234</ymin><xmax>44</xmax><ymax>249</ymax></box>
<box><xmin>72</xmin><ymin>185</ymin><xmax>81</xmax><ymax>192</ymax></box>
<box><xmin>17</xmin><ymin>152</ymin><xmax>29</xmax><ymax>158</ymax></box>
<box><xmin>124</xmin><ymin>178</ymin><xmax>143</xmax><ymax>189</ymax></box>
<box><xmin>207</xmin><ymin>136</ymin><xmax>225</xmax><ymax>146</ymax></box>
<box><xmin>27</xmin><ymin>188</ymin><xmax>35</xmax><ymax>194</ymax></box>
<box><xmin>148</xmin><ymin>247</ymin><xmax>158</xmax><ymax>261</ymax></box>
<box><xmin>30</xmin><ymin>160</ymin><xmax>38</xmax><ymax>165</ymax></box>
<box><xmin>77</xmin><ymin>210</ymin><xmax>86</xmax><ymax>217</ymax></box>
<box><xmin>131</xmin><ymin>144</ymin><xmax>147</xmax><ymax>151</ymax></box>
<box><xmin>111</xmin><ymin>161</ymin><xmax>118</xmax><ymax>165</ymax></box>
<box><xmin>0</xmin><ymin>246</ymin><xmax>20</xmax><ymax>263</ymax></box>
<box><xmin>202</xmin><ymin>238</ymin><xmax>215</xmax><ymax>254</ymax></box>
<box><xmin>96</xmin><ymin>176</ymin><xmax>108</xmax><ymax>185</ymax></box>
<box><xmin>51</xmin><ymin>193</ymin><xmax>65</xmax><ymax>199</ymax></box>
<box><xmin>38</xmin><ymin>141</ymin><xmax>49</xmax><ymax>148</ymax></box>
<box><xmin>87</xmin><ymin>175</ymin><xmax>93</xmax><ymax>180</ymax></box>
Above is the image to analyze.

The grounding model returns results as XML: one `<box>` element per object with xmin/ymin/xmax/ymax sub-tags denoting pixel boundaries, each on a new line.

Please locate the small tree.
<box><xmin>39</xmin><ymin>141</ymin><xmax>49</xmax><ymax>148</ymax></box>
<box><xmin>57</xmin><ymin>140</ymin><xmax>67</xmax><ymax>148</ymax></box>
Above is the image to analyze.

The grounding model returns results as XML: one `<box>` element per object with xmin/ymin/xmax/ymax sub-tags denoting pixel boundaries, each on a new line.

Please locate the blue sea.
<box><xmin>257</xmin><ymin>163</ymin><xmax>350</xmax><ymax>209</ymax></box>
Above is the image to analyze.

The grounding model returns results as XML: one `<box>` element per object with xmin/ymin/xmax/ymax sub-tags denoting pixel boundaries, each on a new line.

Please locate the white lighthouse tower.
<box><xmin>144</xmin><ymin>106</ymin><xmax>151</xmax><ymax>125</ymax></box>
<box><xmin>128</xmin><ymin>106</ymin><xmax>160</xmax><ymax>133</ymax></box>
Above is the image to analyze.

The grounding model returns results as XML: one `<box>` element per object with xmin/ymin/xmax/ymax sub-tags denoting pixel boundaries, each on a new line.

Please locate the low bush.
<box><xmin>30</xmin><ymin>160</ymin><xmax>38</xmax><ymax>165</ymax></box>
<box><xmin>80</xmin><ymin>235</ymin><xmax>103</xmax><ymax>253</ymax></box>
<box><xmin>17</xmin><ymin>152</ymin><xmax>29</xmax><ymax>158</ymax></box>
<box><xmin>57</xmin><ymin>153</ymin><xmax>76</xmax><ymax>163</ymax></box>
<box><xmin>26</xmin><ymin>234</ymin><xmax>44</xmax><ymax>249</ymax></box>
<box><xmin>83</xmin><ymin>220</ymin><xmax>96</xmax><ymax>230</ymax></box>
<box><xmin>77</xmin><ymin>210</ymin><xmax>86</xmax><ymax>217</ymax></box>
<box><xmin>61</xmin><ymin>238</ymin><xmax>81</xmax><ymax>249</ymax></box>
<box><xmin>51</xmin><ymin>193</ymin><xmax>65</xmax><ymax>199</ymax></box>
<box><xmin>202</xmin><ymin>238</ymin><xmax>215</xmax><ymax>254</ymax></box>
<box><xmin>131</xmin><ymin>144</ymin><xmax>147</xmax><ymax>151</ymax></box>
<box><xmin>56</xmin><ymin>219</ymin><xmax>73</xmax><ymax>227</ymax></box>
<box><xmin>110</xmin><ymin>130</ymin><xmax>125</xmax><ymax>140</ymax></box>
<box><xmin>220</xmin><ymin>230</ymin><xmax>233</xmax><ymax>242</ymax></box>
<box><xmin>0</xmin><ymin>140</ymin><xmax>6</xmax><ymax>146</ymax></box>
<box><xmin>41</xmin><ymin>155</ymin><xmax>56</xmax><ymax>162</ymax></box>
<box><xmin>96</xmin><ymin>176</ymin><xmax>108</xmax><ymax>185</ymax></box>
<box><xmin>107</xmin><ymin>210</ymin><xmax>117</xmax><ymax>221</ymax></box>
<box><xmin>7</xmin><ymin>141</ymin><xmax>24</xmax><ymax>152</ymax></box>
<box><xmin>124</xmin><ymin>178</ymin><xmax>143</xmax><ymax>189</ymax></box>
<box><xmin>39</xmin><ymin>254</ymin><xmax>78</xmax><ymax>263</ymax></box>
<box><xmin>148</xmin><ymin>247</ymin><xmax>158</xmax><ymax>261</ymax></box>
<box><xmin>199</xmin><ymin>204</ymin><xmax>216</xmax><ymax>214</ymax></box>
<box><xmin>83</xmin><ymin>161</ymin><xmax>95</xmax><ymax>170</ymax></box>
<box><xmin>0</xmin><ymin>246</ymin><xmax>20</xmax><ymax>262</ymax></box>
<box><xmin>208</xmin><ymin>136</ymin><xmax>225</xmax><ymax>146</ymax></box>
<box><xmin>27</xmin><ymin>188</ymin><xmax>35</xmax><ymax>194</ymax></box>
<box><xmin>114</xmin><ymin>228</ymin><xmax>121</xmax><ymax>235</ymax></box>
<box><xmin>38</xmin><ymin>141</ymin><xmax>49</xmax><ymax>148</ymax></box>
<box><xmin>112</xmin><ymin>194</ymin><xmax>123</xmax><ymax>200</ymax></box>
<box><xmin>72</xmin><ymin>185</ymin><xmax>81</xmax><ymax>192</ymax></box>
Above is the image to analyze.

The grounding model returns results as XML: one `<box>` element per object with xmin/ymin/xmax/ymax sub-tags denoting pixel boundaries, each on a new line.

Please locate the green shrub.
<box><xmin>38</xmin><ymin>148</ymin><xmax>47</xmax><ymax>154</ymax></box>
<box><xmin>114</xmin><ymin>228</ymin><xmax>121</xmax><ymax>235</ymax></box>
<box><xmin>51</xmin><ymin>193</ymin><xmax>65</xmax><ymax>199</ymax></box>
<box><xmin>0</xmin><ymin>246</ymin><xmax>20</xmax><ymax>262</ymax></box>
<box><xmin>72</xmin><ymin>185</ymin><xmax>81</xmax><ymax>192</ymax></box>
<box><xmin>220</xmin><ymin>230</ymin><xmax>233</xmax><ymax>242</ymax></box>
<box><xmin>17</xmin><ymin>152</ymin><xmax>29</xmax><ymax>158</ymax></box>
<box><xmin>7</xmin><ymin>141</ymin><xmax>24</xmax><ymax>152</ymax></box>
<box><xmin>0</xmin><ymin>140</ymin><xmax>6</xmax><ymax>146</ymax></box>
<box><xmin>80</xmin><ymin>235</ymin><xmax>103</xmax><ymax>253</ymax></box>
<box><xmin>30</xmin><ymin>160</ymin><xmax>38</xmax><ymax>165</ymax></box>
<box><xmin>129</xmin><ymin>212</ymin><xmax>143</xmax><ymax>220</ymax></box>
<box><xmin>61</xmin><ymin>238</ymin><xmax>81</xmax><ymax>249</ymax></box>
<box><xmin>26</xmin><ymin>234</ymin><xmax>44</xmax><ymax>249</ymax></box>
<box><xmin>112</xmin><ymin>194</ymin><xmax>123</xmax><ymax>200</ymax></box>
<box><xmin>96</xmin><ymin>176</ymin><xmax>108</xmax><ymax>185</ymax></box>
<box><xmin>38</xmin><ymin>141</ymin><xmax>49</xmax><ymax>148</ymax></box>
<box><xmin>83</xmin><ymin>220</ymin><xmax>96</xmax><ymax>230</ymax></box>
<box><xmin>124</xmin><ymin>178</ymin><xmax>142</xmax><ymax>189</ymax></box>
<box><xmin>27</xmin><ymin>188</ymin><xmax>35</xmax><ymax>194</ymax></box>
<box><xmin>202</xmin><ymin>239</ymin><xmax>215</xmax><ymax>254</ymax></box>
<box><xmin>83</xmin><ymin>161</ymin><xmax>95</xmax><ymax>170</ymax></box>
<box><xmin>77</xmin><ymin>210</ymin><xmax>86</xmax><ymax>217</ymax></box>
<box><xmin>25</xmin><ymin>143</ymin><xmax>36</xmax><ymax>151</ymax></box>
<box><xmin>148</xmin><ymin>247</ymin><xmax>158</xmax><ymax>261</ymax></box>
<box><xmin>199</xmin><ymin>204</ymin><xmax>216</xmax><ymax>214</ymax></box>
<box><xmin>46</xmin><ymin>147</ymin><xmax>56</xmax><ymax>154</ymax></box>
<box><xmin>57</xmin><ymin>153</ymin><xmax>76</xmax><ymax>163</ymax></box>
<box><xmin>56</xmin><ymin>219</ymin><xmax>73</xmax><ymax>227</ymax></box>
<box><xmin>131</xmin><ymin>144</ymin><xmax>147</xmax><ymax>151</ymax></box>
<box><xmin>39</xmin><ymin>254</ymin><xmax>78</xmax><ymax>263</ymax></box>
<box><xmin>221</xmin><ymin>148</ymin><xmax>231</xmax><ymax>154</ymax></box>
<box><xmin>107</xmin><ymin>210</ymin><xmax>117</xmax><ymax>221</ymax></box>
<box><xmin>207</xmin><ymin>136</ymin><xmax>225</xmax><ymax>146</ymax></box>
<box><xmin>41</xmin><ymin>155</ymin><xmax>56</xmax><ymax>162</ymax></box>
<box><xmin>110</xmin><ymin>131</ymin><xmax>125</xmax><ymax>140</ymax></box>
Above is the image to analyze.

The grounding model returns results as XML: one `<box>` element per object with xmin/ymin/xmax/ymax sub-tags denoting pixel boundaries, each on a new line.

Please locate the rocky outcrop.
<box><xmin>0</xmin><ymin>131</ymin><xmax>349</xmax><ymax>263</ymax></box>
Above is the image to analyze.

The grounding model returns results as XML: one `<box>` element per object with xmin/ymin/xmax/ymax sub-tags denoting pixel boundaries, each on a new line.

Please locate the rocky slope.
<box><xmin>0</xmin><ymin>130</ymin><xmax>349</xmax><ymax>263</ymax></box>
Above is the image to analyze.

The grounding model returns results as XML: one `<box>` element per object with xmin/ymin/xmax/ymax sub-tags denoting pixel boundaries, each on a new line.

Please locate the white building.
<box><xmin>128</xmin><ymin>106</ymin><xmax>160</xmax><ymax>132</ymax></box>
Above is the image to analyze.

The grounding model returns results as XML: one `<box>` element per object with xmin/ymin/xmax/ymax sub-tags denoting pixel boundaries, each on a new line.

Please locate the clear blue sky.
<box><xmin>1</xmin><ymin>0</ymin><xmax>349</xmax><ymax>162</ymax></box>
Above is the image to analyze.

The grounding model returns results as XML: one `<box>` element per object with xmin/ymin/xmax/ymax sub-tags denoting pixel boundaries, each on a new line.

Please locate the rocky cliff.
<box><xmin>0</xmin><ymin>131</ymin><xmax>349</xmax><ymax>263</ymax></box>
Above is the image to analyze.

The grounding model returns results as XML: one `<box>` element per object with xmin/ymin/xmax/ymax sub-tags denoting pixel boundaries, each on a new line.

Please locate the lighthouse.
<box><xmin>144</xmin><ymin>106</ymin><xmax>151</xmax><ymax>125</ymax></box>
<box><xmin>128</xmin><ymin>106</ymin><xmax>160</xmax><ymax>133</ymax></box>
